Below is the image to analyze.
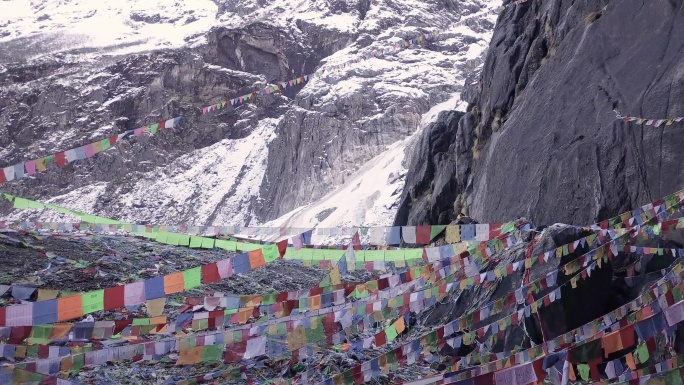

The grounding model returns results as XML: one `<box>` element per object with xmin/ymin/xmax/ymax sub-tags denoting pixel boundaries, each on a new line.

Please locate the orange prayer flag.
<box><xmin>238</xmin><ymin>308</ymin><xmax>251</xmax><ymax>324</ymax></box>
<box><xmin>58</xmin><ymin>295</ymin><xmax>83</xmax><ymax>322</ymax></box>
<box><xmin>150</xmin><ymin>316</ymin><xmax>167</xmax><ymax>325</ymax></box>
<box><xmin>51</xmin><ymin>324</ymin><xmax>73</xmax><ymax>340</ymax></box>
<box><xmin>176</xmin><ymin>346</ymin><xmax>203</xmax><ymax>365</ymax></box>
<box><xmin>602</xmin><ymin>329</ymin><xmax>624</xmax><ymax>357</ymax></box>
<box><xmin>626</xmin><ymin>353</ymin><xmax>637</xmax><ymax>370</ymax></box>
<box><xmin>309</xmin><ymin>295</ymin><xmax>322</xmax><ymax>310</ymax></box>
<box><xmin>244</xmin><ymin>295</ymin><xmax>262</xmax><ymax>308</ymax></box>
<box><xmin>164</xmin><ymin>272</ymin><xmax>185</xmax><ymax>295</ymax></box>
<box><xmin>61</xmin><ymin>356</ymin><xmax>73</xmax><ymax>371</ymax></box>
<box><xmin>248</xmin><ymin>249</ymin><xmax>266</xmax><ymax>269</ymax></box>
<box><xmin>395</xmin><ymin>316</ymin><xmax>406</xmax><ymax>334</ymax></box>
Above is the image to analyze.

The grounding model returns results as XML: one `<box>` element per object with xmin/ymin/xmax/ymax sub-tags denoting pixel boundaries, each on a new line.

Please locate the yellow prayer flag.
<box><xmin>445</xmin><ymin>226</ymin><xmax>460</xmax><ymax>243</ymax></box>
<box><xmin>287</xmin><ymin>326</ymin><xmax>307</xmax><ymax>351</ymax></box>
<box><xmin>330</xmin><ymin>266</ymin><xmax>342</xmax><ymax>285</ymax></box>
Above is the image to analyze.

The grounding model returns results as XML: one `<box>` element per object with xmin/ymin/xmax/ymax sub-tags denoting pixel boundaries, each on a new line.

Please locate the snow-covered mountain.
<box><xmin>0</xmin><ymin>0</ymin><xmax>498</xmax><ymax>228</ymax></box>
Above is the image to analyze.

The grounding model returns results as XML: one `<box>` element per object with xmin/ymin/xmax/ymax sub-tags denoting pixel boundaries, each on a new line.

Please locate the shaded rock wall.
<box><xmin>398</xmin><ymin>0</ymin><xmax>684</xmax><ymax>226</ymax></box>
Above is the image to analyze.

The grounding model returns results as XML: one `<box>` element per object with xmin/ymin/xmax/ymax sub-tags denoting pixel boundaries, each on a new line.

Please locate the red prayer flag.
<box><xmin>103</xmin><ymin>285</ymin><xmax>125</xmax><ymax>311</ymax></box>
<box><xmin>56</xmin><ymin>152</ymin><xmax>67</xmax><ymax>168</ymax></box>
<box><xmin>9</xmin><ymin>326</ymin><xmax>32</xmax><ymax>344</ymax></box>
<box><xmin>416</xmin><ymin>226</ymin><xmax>431</xmax><ymax>244</ymax></box>
<box><xmin>114</xmin><ymin>319</ymin><xmax>132</xmax><ymax>334</ymax></box>
<box><xmin>375</xmin><ymin>331</ymin><xmax>387</xmax><ymax>347</ymax></box>
<box><xmin>277</xmin><ymin>239</ymin><xmax>288</xmax><ymax>258</ymax></box>
<box><xmin>38</xmin><ymin>344</ymin><xmax>50</xmax><ymax>359</ymax></box>
<box><xmin>201</xmin><ymin>263</ymin><xmax>220</xmax><ymax>284</ymax></box>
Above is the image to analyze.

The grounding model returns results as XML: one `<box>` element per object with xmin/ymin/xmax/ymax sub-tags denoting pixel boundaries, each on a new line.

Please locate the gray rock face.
<box><xmin>0</xmin><ymin>0</ymin><xmax>495</xmax><ymax>227</ymax></box>
<box><xmin>394</xmin><ymin>110</ymin><xmax>468</xmax><ymax>226</ymax></box>
<box><xmin>398</xmin><ymin>0</ymin><xmax>684</xmax><ymax>226</ymax></box>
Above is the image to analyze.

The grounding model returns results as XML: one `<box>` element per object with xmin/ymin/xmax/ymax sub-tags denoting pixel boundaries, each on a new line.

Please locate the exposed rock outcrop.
<box><xmin>398</xmin><ymin>0</ymin><xmax>684</xmax><ymax>226</ymax></box>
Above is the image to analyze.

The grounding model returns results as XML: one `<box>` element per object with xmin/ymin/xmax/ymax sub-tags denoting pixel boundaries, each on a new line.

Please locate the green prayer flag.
<box><xmin>155</xmin><ymin>232</ymin><xmax>169</xmax><ymax>244</ymax></box>
<box><xmin>665</xmin><ymin>368</ymin><xmax>683</xmax><ymax>385</ymax></box>
<box><xmin>183</xmin><ymin>267</ymin><xmax>202</xmax><ymax>290</ymax></box>
<box><xmin>319</xmin><ymin>273</ymin><xmax>332</xmax><ymax>288</ymax></box>
<box><xmin>30</xmin><ymin>325</ymin><xmax>52</xmax><ymax>344</ymax></box>
<box><xmin>201</xmin><ymin>344</ymin><xmax>223</xmax><ymax>362</ymax></box>
<box><xmin>636</xmin><ymin>343</ymin><xmax>649</xmax><ymax>363</ymax></box>
<box><xmin>72</xmin><ymin>354</ymin><xmax>85</xmax><ymax>370</ymax></box>
<box><xmin>577</xmin><ymin>363</ymin><xmax>589</xmax><ymax>381</ymax></box>
<box><xmin>13</xmin><ymin>197</ymin><xmax>30</xmax><ymax>209</ymax></box>
<box><xmin>178</xmin><ymin>234</ymin><xmax>191</xmax><ymax>246</ymax></box>
<box><xmin>365</xmin><ymin>250</ymin><xmax>385</xmax><ymax>261</ymax></box>
<box><xmin>261</xmin><ymin>294</ymin><xmax>276</xmax><ymax>306</ymax></box>
<box><xmin>237</xmin><ymin>242</ymin><xmax>261</xmax><ymax>252</ymax></box>
<box><xmin>26</xmin><ymin>344</ymin><xmax>38</xmax><ymax>358</ymax></box>
<box><xmin>284</xmin><ymin>247</ymin><xmax>301</xmax><ymax>259</ymax></box>
<box><xmin>190</xmin><ymin>237</ymin><xmax>203</xmax><ymax>248</ymax></box>
<box><xmin>201</xmin><ymin>237</ymin><xmax>215</xmax><ymax>249</ymax></box>
<box><xmin>305</xmin><ymin>322</ymin><xmax>326</xmax><ymax>343</ymax></box>
<box><xmin>323</xmin><ymin>249</ymin><xmax>344</xmax><ymax>261</ymax></box>
<box><xmin>215</xmin><ymin>239</ymin><xmax>235</xmax><ymax>251</ymax></box>
<box><xmin>404</xmin><ymin>249</ymin><xmax>423</xmax><ymax>260</ymax></box>
<box><xmin>430</xmin><ymin>225</ymin><xmax>446</xmax><ymax>241</ymax></box>
<box><xmin>298</xmin><ymin>297</ymin><xmax>309</xmax><ymax>311</ymax></box>
<box><xmin>501</xmin><ymin>222</ymin><xmax>516</xmax><ymax>233</ymax></box>
<box><xmin>262</xmin><ymin>244</ymin><xmax>280</xmax><ymax>262</ymax></box>
<box><xmin>386</xmin><ymin>250</ymin><xmax>405</xmax><ymax>261</ymax></box>
<box><xmin>133</xmin><ymin>318</ymin><xmax>150</xmax><ymax>326</ymax></box>
<box><xmin>27</xmin><ymin>200</ymin><xmax>44</xmax><ymax>209</ymax></box>
<box><xmin>82</xmin><ymin>289</ymin><xmax>104</xmax><ymax>313</ymax></box>
<box><xmin>150</xmin><ymin>123</ymin><xmax>159</xmax><ymax>134</ymax></box>
<box><xmin>385</xmin><ymin>324</ymin><xmax>398</xmax><ymax>342</ymax></box>
<box><xmin>100</xmin><ymin>138</ymin><xmax>111</xmax><ymax>150</ymax></box>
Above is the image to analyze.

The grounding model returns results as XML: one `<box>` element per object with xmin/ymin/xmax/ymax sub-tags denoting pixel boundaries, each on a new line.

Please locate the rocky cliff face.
<box><xmin>0</xmin><ymin>0</ymin><xmax>496</xmax><ymax>228</ymax></box>
<box><xmin>398</xmin><ymin>0</ymin><xmax>684</xmax><ymax>227</ymax></box>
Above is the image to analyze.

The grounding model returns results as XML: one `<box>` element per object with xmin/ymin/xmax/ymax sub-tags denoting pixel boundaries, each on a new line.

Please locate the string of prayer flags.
<box><xmin>1</xmin><ymin>203</ymin><xmax>676</xmax><ymax>330</ymax></box>
<box><xmin>2</xmin><ymin>206</ymin><xmax>681</xmax><ymax>381</ymax></box>
<box><xmin>222</xmin><ymin>255</ymin><xmax>682</xmax><ymax>384</ymax></box>
<box><xmin>312</xmin><ymin>213</ymin><xmax>680</xmax><ymax>384</ymax></box>
<box><xmin>433</xmin><ymin>267</ymin><xmax>684</xmax><ymax>384</ymax></box>
<box><xmin>616</xmin><ymin>110</ymin><xmax>684</xmax><ymax>127</ymax></box>
<box><xmin>199</xmin><ymin>2</ymin><xmax>526</xmax><ymax>115</ymax></box>
<box><xmin>0</xmin><ymin>117</ymin><xmax>182</xmax><ymax>185</ymax></box>
<box><xmin>376</xmin><ymin>262</ymin><xmax>684</xmax><ymax>385</ymax></box>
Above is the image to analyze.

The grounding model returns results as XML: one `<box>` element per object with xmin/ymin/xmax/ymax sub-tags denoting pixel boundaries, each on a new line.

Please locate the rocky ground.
<box><xmin>1</xmin><ymin>218</ymin><xmax>683</xmax><ymax>384</ymax></box>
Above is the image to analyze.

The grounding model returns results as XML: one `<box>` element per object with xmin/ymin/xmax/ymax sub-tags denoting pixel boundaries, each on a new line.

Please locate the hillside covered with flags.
<box><xmin>2</xmin><ymin>0</ymin><xmax>684</xmax><ymax>384</ymax></box>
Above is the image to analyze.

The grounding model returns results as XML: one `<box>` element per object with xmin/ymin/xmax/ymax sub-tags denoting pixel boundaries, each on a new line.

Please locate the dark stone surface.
<box><xmin>398</xmin><ymin>0</ymin><xmax>684</xmax><ymax>227</ymax></box>
<box><xmin>394</xmin><ymin>110</ymin><xmax>468</xmax><ymax>226</ymax></box>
